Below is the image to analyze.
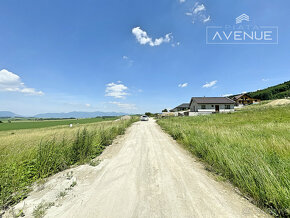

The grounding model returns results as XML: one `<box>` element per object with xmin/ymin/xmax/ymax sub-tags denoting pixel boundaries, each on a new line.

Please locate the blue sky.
<box><xmin>0</xmin><ymin>0</ymin><xmax>289</xmax><ymax>115</ymax></box>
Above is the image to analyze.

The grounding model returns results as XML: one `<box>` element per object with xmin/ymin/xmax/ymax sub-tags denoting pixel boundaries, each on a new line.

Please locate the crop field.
<box><xmin>0</xmin><ymin>117</ymin><xmax>117</xmax><ymax>131</ymax></box>
<box><xmin>0</xmin><ymin>117</ymin><xmax>138</xmax><ymax>210</ymax></box>
<box><xmin>157</xmin><ymin>104</ymin><xmax>290</xmax><ymax>216</ymax></box>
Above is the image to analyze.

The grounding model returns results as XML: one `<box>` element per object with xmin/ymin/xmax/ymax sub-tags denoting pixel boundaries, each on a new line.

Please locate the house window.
<box><xmin>201</xmin><ymin>105</ymin><xmax>206</xmax><ymax>109</ymax></box>
<box><xmin>225</xmin><ymin>105</ymin><xmax>230</xmax><ymax>109</ymax></box>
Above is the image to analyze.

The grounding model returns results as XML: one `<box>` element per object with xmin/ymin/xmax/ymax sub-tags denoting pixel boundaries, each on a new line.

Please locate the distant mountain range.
<box><xmin>34</xmin><ymin>111</ymin><xmax>129</xmax><ymax>118</ymax></box>
<box><xmin>0</xmin><ymin>111</ymin><xmax>21</xmax><ymax>118</ymax></box>
<box><xmin>0</xmin><ymin>111</ymin><xmax>129</xmax><ymax>118</ymax></box>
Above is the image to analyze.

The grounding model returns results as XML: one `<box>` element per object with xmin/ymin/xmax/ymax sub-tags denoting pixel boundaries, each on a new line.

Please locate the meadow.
<box><xmin>157</xmin><ymin>104</ymin><xmax>290</xmax><ymax>216</ymax></box>
<box><xmin>0</xmin><ymin>117</ymin><xmax>138</xmax><ymax>210</ymax></box>
<box><xmin>0</xmin><ymin>117</ymin><xmax>117</xmax><ymax>131</ymax></box>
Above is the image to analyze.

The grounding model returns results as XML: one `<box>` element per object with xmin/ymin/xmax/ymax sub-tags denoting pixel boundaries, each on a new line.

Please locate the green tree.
<box><xmin>145</xmin><ymin>112</ymin><xmax>153</xmax><ymax>117</ymax></box>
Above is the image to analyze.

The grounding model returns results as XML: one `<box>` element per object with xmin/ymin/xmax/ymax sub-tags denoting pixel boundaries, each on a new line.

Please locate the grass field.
<box><xmin>157</xmin><ymin>104</ymin><xmax>290</xmax><ymax>216</ymax></box>
<box><xmin>0</xmin><ymin>117</ymin><xmax>117</xmax><ymax>131</ymax></box>
<box><xmin>0</xmin><ymin>117</ymin><xmax>138</xmax><ymax>210</ymax></box>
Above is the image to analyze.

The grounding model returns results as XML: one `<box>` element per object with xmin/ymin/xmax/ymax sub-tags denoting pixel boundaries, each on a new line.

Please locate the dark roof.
<box><xmin>169</xmin><ymin>103</ymin><xmax>190</xmax><ymax>112</ymax></box>
<box><xmin>176</xmin><ymin>103</ymin><xmax>190</xmax><ymax>108</ymax></box>
<box><xmin>190</xmin><ymin>97</ymin><xmax>235</xmax><ymax>104</ymax></box>
<box><xmin>233</xmin><ymin>94</ymin><xmax>243</xmax><ymax>99</ymax></box>
<box><xmin>232</xmin><ymin>94</ymin><xmax>249</xmax><ymax>100</ymax></box>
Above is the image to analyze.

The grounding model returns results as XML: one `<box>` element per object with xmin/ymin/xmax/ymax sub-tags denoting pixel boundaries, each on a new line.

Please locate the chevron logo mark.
<box><xmin>236</xmin><ymin>14</ymin><xmax>250</xmax><ymax>24</ymax></box>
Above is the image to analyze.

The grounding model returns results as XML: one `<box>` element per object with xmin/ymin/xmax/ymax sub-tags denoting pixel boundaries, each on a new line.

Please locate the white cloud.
<box><xmin>85</xmin><ymin>103</ymin><xmax>91</xmax><ymax>107</ymax></box>
<box><xmin>179</xmin><ymin>0</ymin><xmax>186</xmax><ymax>3</ymax></box>
<box><xmin>0</xmin><ymin>69</ymin><xmax>21</xmax><ymax>85</ymax></box>
<box><xmin>20</xmin><ymin>88</ymin><xmax>43</xmax><ymax>95</ymax></box>
<box><xmin>203</xmin><ymin>15</ymin><xmax>211</xmax><ymax>23</ymax></box>
<box><xmin>105</xmin><ymin>82</ymin><xmax>129</xmax><ymax>99</ymax></box>
<box><xmin>193</xmin><ymin>3</ymin><xmax>205</xmax><ymax>14</ymax></box>
<box><xmin>262</xmin><ymin>78</ymin><xmax>269</xmax><ymax>82</ymax></box>
<box><xmin>171</xmin><ymin>42</ymin><xmax>181</xmax><ymax>47</ymax></box>
<box><xmin>132</xmin><ymin>27</ymin><xmax>172</xmax><ymax>47</ymax></box>
<box><xmin>0</xmin><ymin>69</ymin><xmax>44</xmax><ymax>96</ymax></box>
<box><xmin>222</xmin><ymin>94</ymin><xmax>233</xmax><ymax>97</ymax></box>
<box><xmin>122</xmin><ymin>56</ymin><xmax>134</xmax><ymax>66</ymax></box>
<box><xmin>109</xmin><ymin>101</ymin><xmax>137</xmax><ymax>110</ymax></box>
<box><xmin>178</xmin><ymin>83</ymin><xmax>188</xmax><ymax>88</ymax></box>
<box><xmin>202</xmin><ymin>80</ymin><xmax>217</xmax><ymax>88</ymax></box>
<box><xmin>186</xmin><ymin>2</ymin><xmax>211</xmax><ymax>24</ymax></box>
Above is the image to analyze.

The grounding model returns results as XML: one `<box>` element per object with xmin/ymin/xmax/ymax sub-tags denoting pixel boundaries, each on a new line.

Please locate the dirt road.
<box><xmin>7</xmin><ymin>119</ymin><xmax>268</xmax><ymax>218</ymax></box>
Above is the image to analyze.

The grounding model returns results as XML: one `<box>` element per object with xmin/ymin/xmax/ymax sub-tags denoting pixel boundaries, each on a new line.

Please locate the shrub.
<box><xmin>70</xmin><ymin>129</ymin><xmax>94</xmax><ymax>163</ymax></box>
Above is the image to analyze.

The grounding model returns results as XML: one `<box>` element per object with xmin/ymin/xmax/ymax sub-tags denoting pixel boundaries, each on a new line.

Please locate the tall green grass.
<box><xmin>157</xmin><ymin>105</ymin><xmax>290</xmax><ymax>216</ymax></box>
<box><xmin>0</xmin><ymin>118</ymin><xmax>137</xmax><ymax>210</ymax></box>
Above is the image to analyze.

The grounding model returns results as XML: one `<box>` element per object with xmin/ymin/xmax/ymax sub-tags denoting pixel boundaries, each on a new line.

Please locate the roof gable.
<box><xmin>232</xmin><ymin>93</ymin><xmax>253</xmax><ymax>99</ymax></box>
<box><xmin>177</xmin><ymin>103</ymin><xmax>190</xmax><ymax>108</ymax></box>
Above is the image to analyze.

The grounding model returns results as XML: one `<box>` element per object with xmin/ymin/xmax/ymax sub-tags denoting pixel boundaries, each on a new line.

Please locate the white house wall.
<box><xmin>190</xmin><ymin>102</ymin><xmax>198</xmax><ymax>112</ymax></box>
